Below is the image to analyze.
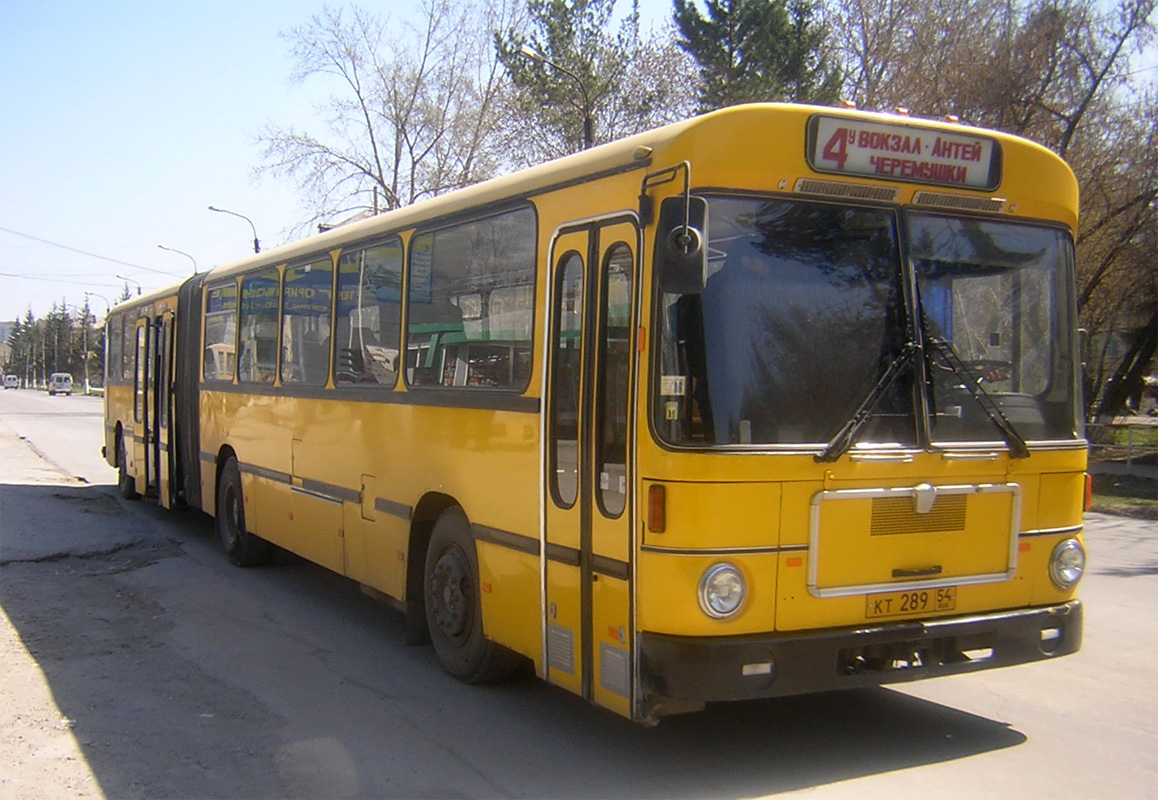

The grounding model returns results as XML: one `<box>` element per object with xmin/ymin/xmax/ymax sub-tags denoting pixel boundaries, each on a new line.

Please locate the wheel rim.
<box><xmin>430</xmin><ymin>544</ymin><xmax>472</xmax><ymax>641</ymax></box>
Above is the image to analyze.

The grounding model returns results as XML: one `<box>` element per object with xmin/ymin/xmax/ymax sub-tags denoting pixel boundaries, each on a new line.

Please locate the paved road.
<box><xmin>0</xmin><ymin>388</ymin><xmax>115</xmax><ymax>485</ymax></box>
<box><xmin>2</xmin><ymin>388</ymin><xmax>1156</xmax><ymax>799</ymax></box>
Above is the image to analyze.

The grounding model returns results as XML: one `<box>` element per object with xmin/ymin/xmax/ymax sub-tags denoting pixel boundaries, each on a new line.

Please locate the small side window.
<box><xmin>134</xmin><ymin>324</ymin><xmax>147</xmax><ymax>423</ymax></box>
<box><xmin>107</xmin><ymin>313</ymin><xmax>123</xmax><ymax>385</ymax></box>
<box><xmin>596</xmin><ymin>243</ymin><xmax>633</xmax><ymax>518</ymax></box>
<box><xmin>549</xmin><ymin>251</ymin><xmax>584</xmax><ymax>508</ymax></box>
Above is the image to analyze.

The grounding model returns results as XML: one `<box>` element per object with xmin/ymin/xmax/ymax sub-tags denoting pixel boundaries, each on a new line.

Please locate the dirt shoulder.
<box><xmin>1</xmin><ymin>427</ymin><xmax>106</xmax><ymax>800</ymax></box>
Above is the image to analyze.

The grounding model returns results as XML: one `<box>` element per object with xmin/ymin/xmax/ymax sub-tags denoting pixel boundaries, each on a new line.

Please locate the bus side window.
<box><xmin>281</xmin><ymin>259</ymin><xmax>333</xmax><ymax>386</ymax></box>
<box><xmin>238</xmin><ymin>269</ymin><xmax>280</xmax><ymax>385</ymax></box>
<box><xmin>405</xmin><ymin>208</ymin><xmax>536</xmax><ymax>389</ymax></box>
<box><xmin>203</xmin><ymin>282</ymin><xmax>238</xmax><ymax>382</ymax></box>
<box><xmin>335</xmin><ymin>238</ymin><xmax>402</xmax><ymax>387</ymax></box>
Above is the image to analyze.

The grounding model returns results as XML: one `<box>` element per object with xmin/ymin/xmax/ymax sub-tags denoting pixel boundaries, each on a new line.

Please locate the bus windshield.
<box><xmin>911</xmin><ymin>213</ymin><xmax>1080</xmax><ymax>444</ymax></box>
<box><xmin>653</xmin><ymin>196</ymin><xmax>1080</xmax><ymax>449</ymax></box>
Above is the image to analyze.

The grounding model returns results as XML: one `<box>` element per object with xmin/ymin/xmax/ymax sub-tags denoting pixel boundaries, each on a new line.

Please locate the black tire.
<box><xmin>424</xmin><ymin>507</ymin><xmax>520</xmax><ymax>683</ymax></box>
<box><xmin>116</xmin><ymin>435</ymin><xmax>139</xmax><ymax>500</ymax></box>
<box><xmin>215</xmin><ymin>457</ymin><xmax>273</xmax><ymax>567</ymax></box>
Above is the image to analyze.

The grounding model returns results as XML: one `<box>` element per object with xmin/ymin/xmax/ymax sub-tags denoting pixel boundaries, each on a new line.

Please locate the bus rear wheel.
<box><xmin>215</xmin><ymin>457</ymin><xmax>273</xmax><ymax>567</ymax></box>
<box><xmin>116</xmin><ymin>435</ymin><xmax>139</xmax><ymax>500</ymax></box>
<box><xmin>424</xmin><ymin>507</ymin><xmax>519</xmax><ymax>684</ymax></box>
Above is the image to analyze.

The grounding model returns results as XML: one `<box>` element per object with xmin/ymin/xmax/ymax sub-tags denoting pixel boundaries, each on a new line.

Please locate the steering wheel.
<box><xmin>964</xmin><ymin>359</ymin><xmax>1013</xmax><ymax>384</ymax></box>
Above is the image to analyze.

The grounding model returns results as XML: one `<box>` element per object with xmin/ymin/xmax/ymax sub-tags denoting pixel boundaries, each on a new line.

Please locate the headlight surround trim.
<box><xmin>698</xmin><ymin>562</ymin><xmax>747</xmax><ymax>619</ymax></box>
<box><xmin>1048</xmin><ymin>538</ymin><xmax>1086</xmax><ymax>590</ymax></box>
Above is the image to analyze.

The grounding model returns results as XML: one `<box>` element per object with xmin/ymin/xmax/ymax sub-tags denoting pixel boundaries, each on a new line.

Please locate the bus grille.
<box><xmin>870</xmin><ymin>495</ymin><xmax>967</xmax><ymax>536</ymax></box>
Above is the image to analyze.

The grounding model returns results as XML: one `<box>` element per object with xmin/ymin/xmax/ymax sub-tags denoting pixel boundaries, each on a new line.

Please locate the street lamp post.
<box><xmin>519</xmin><ymin>46</ymin><xmax>594</xmax><ymax>150</ymax></box>
<box><xmin>116</xmin><ymin>275</ymin><xmax>142</xmax><ymax>295</ymax></box>
<box><xmin>157</xmin><ymin>244</ymin><xmax>199</xmax><ymax>274</ymax></box>
<box><xmin>84</xmin><ymin>292</ymin><xmax>111</xmax><ymax>319</ymax></box>
<box><xmin>209</xmin><ymin>205</ymin><xmax>260</xmax><ymax>253</ymax></box>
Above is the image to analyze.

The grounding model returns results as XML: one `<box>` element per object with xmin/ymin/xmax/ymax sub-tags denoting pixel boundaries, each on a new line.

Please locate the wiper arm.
<box><xmin>816</xmin><ymin>342</ymin><xmax>920</xmax><ymax>463</ymax></box>
<box><xmin>926</xmin><ymin>336</ymin><xmax>1030</xmax><ymax>459</ymax></box>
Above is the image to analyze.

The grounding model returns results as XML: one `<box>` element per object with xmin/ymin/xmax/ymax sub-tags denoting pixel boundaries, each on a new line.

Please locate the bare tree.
<box><xmin>256</xmin><ymin>0</ymin><xmax>521</xmax><ymax>228</ymax></box>
<box><xmin>827</xmin><ymin>0</ymin><xmax>1157</xmax><ymax>419</ymax></box>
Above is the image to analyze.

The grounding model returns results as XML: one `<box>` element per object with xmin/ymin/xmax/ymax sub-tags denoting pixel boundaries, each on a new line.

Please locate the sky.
<box><xmin>0</xmin><ymin>0</ymin><xmax>333</xmax><ymax>321</ymax></box>
<box><xmin>0</xmin><ymin>0</ymin><xmax>1153</xmax><ymax>325</ymax></box>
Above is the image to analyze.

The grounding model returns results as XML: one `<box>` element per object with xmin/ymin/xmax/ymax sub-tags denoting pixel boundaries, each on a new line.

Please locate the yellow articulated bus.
<box><xmin>104</xmin><ymin>103</ymin><xmax>1087</xmax><ymax>724</ymax></box>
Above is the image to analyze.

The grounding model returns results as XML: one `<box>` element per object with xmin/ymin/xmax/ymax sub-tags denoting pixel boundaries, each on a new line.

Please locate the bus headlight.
<box><xmin>1049</xmin><ymin>538</ymin><xmax>1086</xmax><ymax>590</ymax></box>
<box><xmin>698</xmin><ymin>563</ymin><xmax>746</xmax><ymax>619</ymax></box>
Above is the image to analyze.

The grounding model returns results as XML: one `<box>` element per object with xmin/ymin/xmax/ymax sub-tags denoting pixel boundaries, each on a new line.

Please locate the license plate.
<box><xmin>865</xmin><ymin>586</ymin><xmax>957</xmax><ymax>619</ymax></box>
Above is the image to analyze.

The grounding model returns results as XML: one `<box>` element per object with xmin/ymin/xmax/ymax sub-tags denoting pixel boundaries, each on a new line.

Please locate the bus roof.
<box><xmin>122</xmin><ymin>103</ymin><xmax>1076</xmax><ymax>306</ymax></box>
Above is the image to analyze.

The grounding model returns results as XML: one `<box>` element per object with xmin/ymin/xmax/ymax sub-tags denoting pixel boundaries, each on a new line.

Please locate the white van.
<box><xmin>48</xmin><ymin>373</ymin><xmax>73</xmax><ymax>396</ymax></box>
<box><xmin>3</xmin><ymin>374</ymin><xmax>17</xmax><ymax>389</ymax></box>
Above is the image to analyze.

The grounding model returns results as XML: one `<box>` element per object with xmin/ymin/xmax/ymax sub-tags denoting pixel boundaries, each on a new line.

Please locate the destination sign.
<box><xmin>808</xmin><ymin>115</ymin><xmax>1001</xmax><ymax>191</ymax></box>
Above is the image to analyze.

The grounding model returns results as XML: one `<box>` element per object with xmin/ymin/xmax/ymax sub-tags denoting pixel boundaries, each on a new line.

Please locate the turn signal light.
<box><xmin>647</xmin><ymin>484</ymin><xmax>666</xmax><ymax>533</ymax></box>
<box><xmin>1084</xmin><ymin>473</ymin><xmax>1093</xmax><ymax>512</ymax></box>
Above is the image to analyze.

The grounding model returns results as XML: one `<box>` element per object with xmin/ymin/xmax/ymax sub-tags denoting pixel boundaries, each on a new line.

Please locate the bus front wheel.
<box><xmin>424</xmin><ymin>507</ymin><xmax>519</xmax><ymax>684</ymax></box>
<box><xmin>215</xmin><ymin>458</ymin><xmax>273</xmax><ymax>567</ymax></box>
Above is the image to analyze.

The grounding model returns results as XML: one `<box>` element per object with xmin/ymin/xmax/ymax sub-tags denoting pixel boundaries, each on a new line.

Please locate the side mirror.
<box><xmin>656</xmin><ymin>196</ymin><xmax>708</xmax><ymax>294</ymax></box>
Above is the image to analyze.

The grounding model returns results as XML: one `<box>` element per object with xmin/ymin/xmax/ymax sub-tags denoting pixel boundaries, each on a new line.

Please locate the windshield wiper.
<box><xmin>816</xmin><ymin>342</ymin><xmax>920</xmax><ymax>463</ymax></box>
<box><xmin>925</xmin><ymin>335</ymin><xmax>1030</xmax><ymax>459</ymax></box>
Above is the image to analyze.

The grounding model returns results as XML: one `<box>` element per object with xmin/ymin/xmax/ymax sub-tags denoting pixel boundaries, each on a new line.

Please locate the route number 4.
<box><xmin>822</xmin><ymin>127</ymin><xmax>854</xmax><ymax>170</ymax></box>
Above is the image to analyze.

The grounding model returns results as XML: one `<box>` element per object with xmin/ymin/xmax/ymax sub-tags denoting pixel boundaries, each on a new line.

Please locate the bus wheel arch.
<box><xmin>421</xmin><ymin>503</ymin><xmax>520</xmax><ymax>683</ymax></box>
<box><xmin>115</xmin><ymin>425</ymin><xmax>138</xmax><ymax>500</ymax></box>
<box><xmin>214</xmin><ymin>450</ymin><xmax>273</xmax><ymax>567</ymax></box>
<box><xmin>213</xmin><ymin>445</ymin><xmax>238</xmax><ymax>501</ymax></box>
<box><xmin>404</xmin><ymin>492</ymin><xmax>458</xmax><ymax>645</ymax></box>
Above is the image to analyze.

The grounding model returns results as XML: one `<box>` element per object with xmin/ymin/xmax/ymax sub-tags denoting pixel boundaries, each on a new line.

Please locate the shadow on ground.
<box><xmin>2</xmin><ymin>482</ymin><xmax>1027</xmax><ymax>799</ymax></box>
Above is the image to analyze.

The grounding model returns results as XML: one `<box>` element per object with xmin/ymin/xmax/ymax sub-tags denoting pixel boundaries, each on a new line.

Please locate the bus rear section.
<box><xmin>101</xmin><ymin>284</ymin><xmax>196</xmax><ymax>511</ymax></box>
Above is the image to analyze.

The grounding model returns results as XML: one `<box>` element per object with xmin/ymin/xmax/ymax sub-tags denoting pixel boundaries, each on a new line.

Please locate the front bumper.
<box><xmin>640</xmin><ymin>601</ymin><xmax>1082</xmax><ymax>705</ymax></box>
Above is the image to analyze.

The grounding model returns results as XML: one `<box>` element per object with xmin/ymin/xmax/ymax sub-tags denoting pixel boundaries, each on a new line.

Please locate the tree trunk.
<box><xmin>1094</xmin><ymin>309</ymin><xmax>1158</xmax><ymax>420</ymax></box>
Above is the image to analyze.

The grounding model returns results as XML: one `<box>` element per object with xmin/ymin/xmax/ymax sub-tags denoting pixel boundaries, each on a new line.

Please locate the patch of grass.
<box><xmin>1109</xmin><ymin>426</ymin><xmax>1158</xmax><ymax>447</ymax></box>
<box><xmin>1090</xmin><ymin>473</ymin><xmax>1158</xmax><ymax>520</ymax></box>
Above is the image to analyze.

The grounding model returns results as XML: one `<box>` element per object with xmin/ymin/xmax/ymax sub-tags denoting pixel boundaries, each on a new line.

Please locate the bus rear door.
<box><xmin>155</xmin><ymin>312</ymin><xmax>176</xmax><ymax>508</ymax></box>
<box><xmin>131</xmin><ymin>317</ymin><xmax>152</xmax><ymax>498</ymax></box>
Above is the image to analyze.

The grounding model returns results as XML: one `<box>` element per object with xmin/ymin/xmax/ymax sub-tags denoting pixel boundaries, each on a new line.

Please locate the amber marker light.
<box><xmin>647</xmin><ymin>484</ymin><xmax>666</xmax><ymax>533</ymax></box>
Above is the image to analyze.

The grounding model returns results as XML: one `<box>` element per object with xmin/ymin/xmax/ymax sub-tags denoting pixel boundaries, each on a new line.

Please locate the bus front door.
<box><xmin>544</xmin><ymin>219</ymin><xmax>638</xmax><ymax>717</ymax></box>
